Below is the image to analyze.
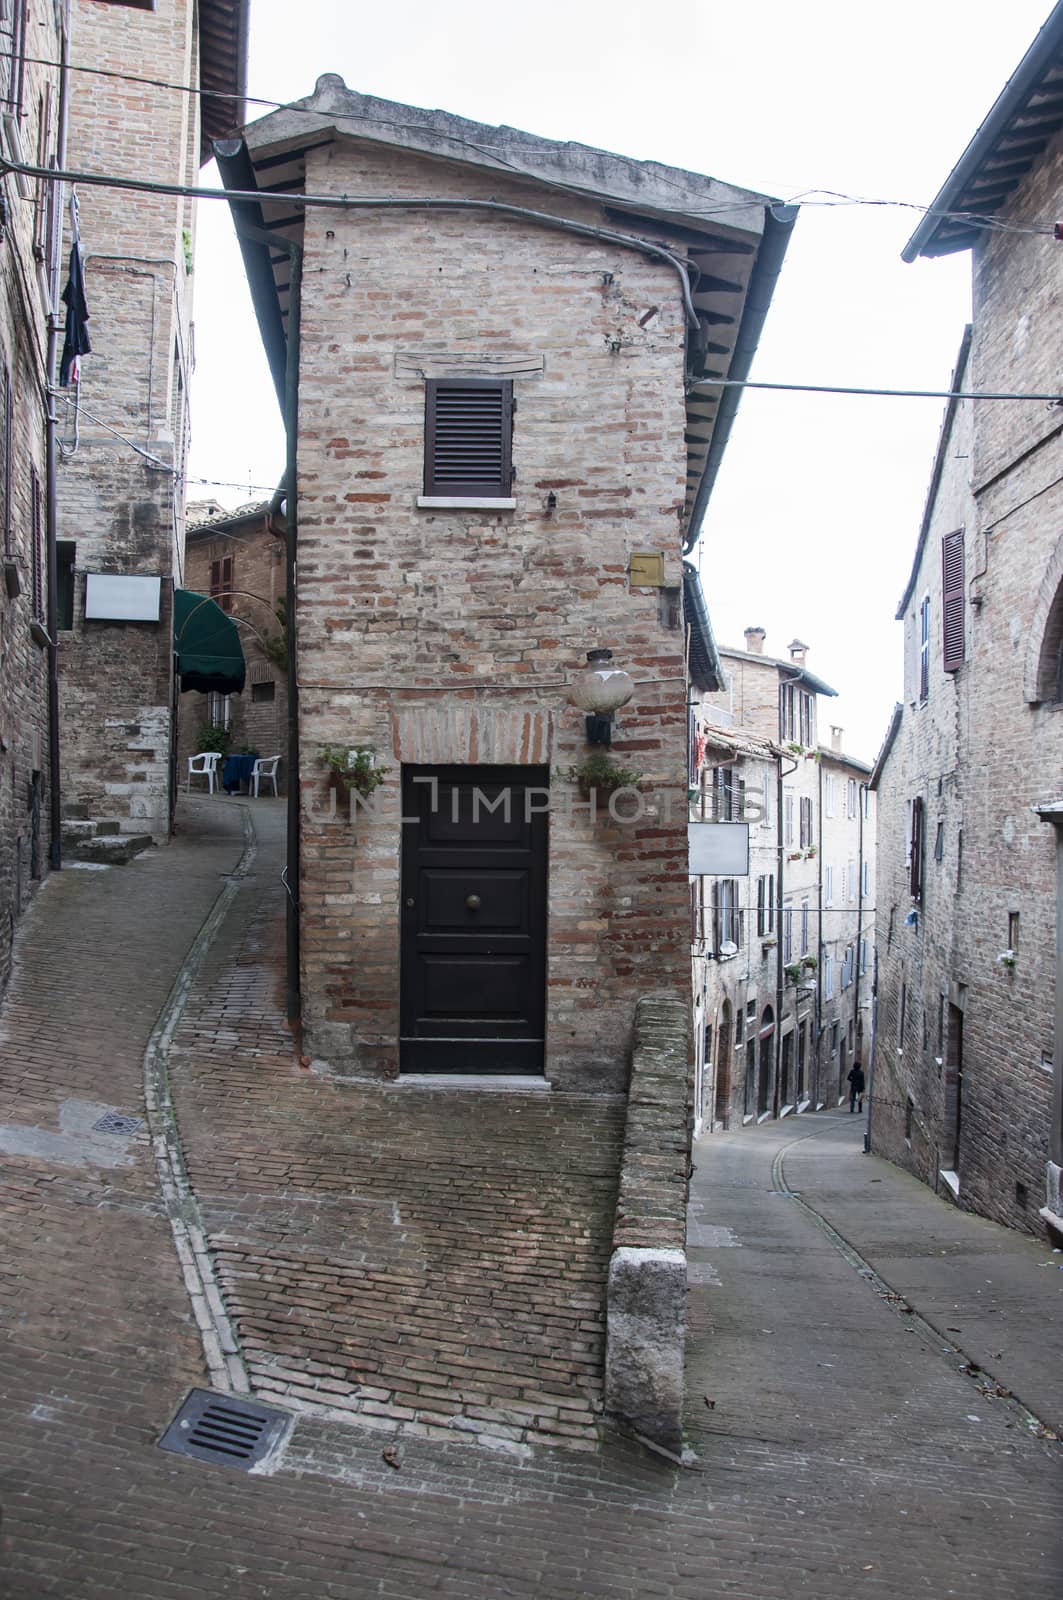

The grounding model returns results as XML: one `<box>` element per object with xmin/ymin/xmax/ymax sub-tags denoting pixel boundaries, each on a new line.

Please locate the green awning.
<box><xmin>173</xmin><ymin>588</ymin><xmax>246</xmax><ymax>695</ymax></box>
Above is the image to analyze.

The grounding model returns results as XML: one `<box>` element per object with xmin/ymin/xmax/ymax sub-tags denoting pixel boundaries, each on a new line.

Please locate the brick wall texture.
<box><xmin>55</xmin><ymin>0</ymin><xmax>201</xmax><ymax>837</ymax></box>
<box><xmin>178</xmin><ymin>507</ymin><xmax>289</xmax><ymax>789</ymax></box>
<box><xmin>693</xmin><ymin>653</ymin><xmax>875</xmax><ymax>1130</ymax></box>
<box><xmin>872</xmin><ymin>126</ymin><xmax>1063</xmax><ymax>1233</ymax></box>
<box><xmin>0</xmin><ymin>0</ymin><xmax>66</xmax><ymax>987</ymax></box>
<box><xmin>294</xmin><ymin>138</ymin><xmax>694</xmax><ymax>1088</ymax></box>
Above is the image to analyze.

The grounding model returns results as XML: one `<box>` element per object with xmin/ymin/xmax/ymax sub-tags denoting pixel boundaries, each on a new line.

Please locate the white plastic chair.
<box><xmin>251</xmin><ymin>755</ymin><xmax>280</xmax><ymax>797</ymax></box>
<box><xmin>187</xmin><ymin>751</ymin><xmax>222</xmax><ymax>794</ymax></box>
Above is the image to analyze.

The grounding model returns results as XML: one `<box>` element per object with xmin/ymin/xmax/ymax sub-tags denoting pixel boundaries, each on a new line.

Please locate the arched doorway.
<box><xmin>758</xmin><ymin>1005</ymin><xmax>775</xmax><ymax>1118</ymax></box>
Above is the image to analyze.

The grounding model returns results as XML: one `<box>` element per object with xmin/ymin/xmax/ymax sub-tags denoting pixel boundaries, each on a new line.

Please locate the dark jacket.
<box><xmin>848</xmin><ymin>1065</ymin><xmax>866</xmax><ymax>1093</ymax></box>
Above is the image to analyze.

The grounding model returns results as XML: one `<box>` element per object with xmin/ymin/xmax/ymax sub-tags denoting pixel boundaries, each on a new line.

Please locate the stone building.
<box><xmin>872</xmin><ymin>6</ymin><xmax>1063</xmax><ymax>1237</ymax></box>
<box><xmin>179</xmin><ymin>498</ymin><xmax>288</xmax><ymax>788</ymax></box>
<box><xmin>54</xmin><ymin>0</ymin><xmax>247</xmax><ymax>843</ymax></box>
<box><xmin>693</xmin><ymin>632</ymin><xmax>875</xmax><ymax>1128</ymax></box>
<box><xmin>0</xmin><ymin>0</ymin><xmax>66</xmax><ymax>984</ymax></box>
<box><xmin>219</xmin><ymin>77</ymin><xmax>796</xmax><ymax>1090</ymax></box>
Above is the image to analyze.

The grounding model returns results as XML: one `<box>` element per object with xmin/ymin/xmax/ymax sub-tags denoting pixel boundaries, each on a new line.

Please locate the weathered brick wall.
<box><xmin>56</xmin><ymin>0</ymin><xmax>200</xmax><ymax>837</ymax></box>
<box><xmin>695</xmin><ymin>658</ymin><xmax>873</xmax><ymax>1126</ymax></box>
<box><xmin>295</xmin><ymin>139</ymin><xmax>693</xmax><ymax>1087</ymax></box>
<box><xmin>178</xmin><ymin>514</ymin><xmax>288</xmax><ymax>788</ymax></box>
<box><xmin>0</xmin><ymin>0</ymin><xmax>65</xmax><ymax>985</ymax></box>
<box><xmin>873</xmin><ymin>127</ymin><xmax>1063</xmax><ymax>1233</ymax></box>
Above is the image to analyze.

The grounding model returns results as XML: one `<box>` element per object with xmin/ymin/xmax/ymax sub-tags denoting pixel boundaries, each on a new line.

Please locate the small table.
<box><xmin>223</xmin><ymin>753</ymin><xmax>257</xmax><ymax>794</ymax></box>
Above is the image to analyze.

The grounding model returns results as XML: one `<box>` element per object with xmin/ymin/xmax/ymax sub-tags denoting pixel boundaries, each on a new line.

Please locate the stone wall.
<box><xmin>295</xmin><ymin>137</ymin><xmax>693</xmax><ymax>1088</ymax></box>
<box><xmin>873</xmin><ymin>131</ymin><xmax>1063</xmax><ymax>1234</ymax></box>
<box><xmin>56</xmin><ymin>0</ymin><xmax>200</xmax><ymax>838</ymax></box>
<box><xmin>0</xmin><ymin>0</ymin><xmax>66</xmax><ymax>985</ymax></box>
<box><xmin>605</xmin><ymin>991</ymin><xmax>690</xmax><ymax>1456</ymax></box>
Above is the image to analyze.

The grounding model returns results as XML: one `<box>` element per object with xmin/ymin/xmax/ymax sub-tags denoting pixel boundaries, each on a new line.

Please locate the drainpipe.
<box><xmin>283</xmin><ymin>243</ymin><xmax>302</xmax><ymax>1024</ymax></box>
<box><xmin>45</xmin><ymin>25</ymin><xmax>70</xmax><ymax>870</ymax></box>
<box><xmin>815</xmin><ymin>755</ymin><xmax>824</xmax><ymax>1109</ymax></box>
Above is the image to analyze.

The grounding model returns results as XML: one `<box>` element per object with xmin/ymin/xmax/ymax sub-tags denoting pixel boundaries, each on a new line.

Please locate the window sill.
<box><xmin>939</xmin><ymin>1168</ymin><xmax>960</xmax><ymax>1198</ymax></box>
<box><xmin>416</xmin><ymin>496</ymin><xmax>516</xmax><ymax>511</ymax></box>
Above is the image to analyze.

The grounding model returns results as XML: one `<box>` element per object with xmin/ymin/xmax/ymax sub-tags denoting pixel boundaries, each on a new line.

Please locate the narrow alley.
<box><xmin>0</xmin><ymin>796</ymin><xmax>1060</xmax><ymax>1597</ymax></box>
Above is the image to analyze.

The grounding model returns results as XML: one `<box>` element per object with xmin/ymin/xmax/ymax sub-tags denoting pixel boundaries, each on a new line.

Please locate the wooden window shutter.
<box><xmin>424</xmin><ymin>379</ymin><xmax>513</xmax><ymax>497</ymax></box>
<box><xmin>712</xmin><ymin>880</ymin><xmax>721</xmax><ymax>953</ymax></box>
<box><xmin>909</xmin><ymin>797</ymin><xmax>924</xmax><ymax>900</ymax></box>
<box><xmin>942</xmin><ymin>531</ymin><xmax>965</xmax><ymax>672</ymax></box>
<box><xmin>690</xmin><ymin>881</ymin><xmax>698</xmax><ymax>944</ymax></box>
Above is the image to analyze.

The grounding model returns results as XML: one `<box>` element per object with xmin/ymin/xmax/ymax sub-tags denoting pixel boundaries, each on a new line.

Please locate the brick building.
<box><xmin>218</xmin><ymin>78</ymin><xmax>796</xmax><ymax>1090</ymax></box>
<box><xmin>54</xmin><ymin>0</ymin><xmax>247</xmax><ymax>842</ymax></box>
<box><xmin>693</xmin><ymin>632</ymin><xmax>875</xmax><ymax>1129</ymax></box>
<box><xmin>871</xmin><ymin>5</ymin><xmax>1063</xmax><ymax>1237</ymax></box>
<box><xmin>0</xmin><ymin>0</ymin><xmax>66</xmax><ymax>984</ymax></box>
<box><xmin>178</xmin><ymin>498</ymin><xmax>288</xmax><ymax>788</ymax></box>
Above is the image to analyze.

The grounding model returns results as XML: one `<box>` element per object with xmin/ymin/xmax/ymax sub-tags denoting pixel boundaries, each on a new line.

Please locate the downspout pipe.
<box><xmin>283</xmin><ymin>242</ymin><xmax>302</xmax><ymax>1025</ymax></box>
<box><xmin>775</xmin><ymin>749</ymin><xmax>799</xmax><ymax>1119</ymax></box>
<box><xmin>815</xmin><ymin>754</ymin><xmax>824</xmax><ymax>1108</ymax></box>
<box><xmin>45</xmin><ymin>24</ymin><xmax>70</xmax><ymax>871</ymax></box>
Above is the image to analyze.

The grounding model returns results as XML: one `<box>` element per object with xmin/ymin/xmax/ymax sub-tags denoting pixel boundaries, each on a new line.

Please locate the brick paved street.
<box><xmin>0</xmin><ymin>797</ymin><xmax>1061</xmax><ymax>1597</ymax></box>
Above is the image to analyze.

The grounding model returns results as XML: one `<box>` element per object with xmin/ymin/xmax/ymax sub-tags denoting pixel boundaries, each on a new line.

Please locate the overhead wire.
<box><xmin>0</xmin><ymin>47</ymin><xmax>1059</xmax><ymax>237</ymax></box>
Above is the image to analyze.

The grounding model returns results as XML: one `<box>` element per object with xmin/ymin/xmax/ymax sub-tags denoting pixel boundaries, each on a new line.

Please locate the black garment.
<box><xmin>847</xmin><ymin>1063</ymin><xmax>866</xmax><ymax>1113</ymax></box>
<box><xmin>59</xmin><ymin>243</ymin><xmax>91</xmax><ymax>386</ymax></box>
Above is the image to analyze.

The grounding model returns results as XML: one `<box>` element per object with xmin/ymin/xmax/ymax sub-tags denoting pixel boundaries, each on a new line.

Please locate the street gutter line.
<box><xmin>141</xmin><ymin>803</ymin><xmax>257</xmax><ymax>1396</ymax></box>
<box><xmin>772</xmin><ymin>1118</ymin><xmax>1060</xmax><ymax>1445</ymax></box>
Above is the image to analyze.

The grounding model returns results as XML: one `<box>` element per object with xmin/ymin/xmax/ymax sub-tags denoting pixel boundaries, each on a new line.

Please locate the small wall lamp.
<box><xmin>569</xmin><ymin>648</ymin><xmax>635</xmax><ymax>746</ymax></box>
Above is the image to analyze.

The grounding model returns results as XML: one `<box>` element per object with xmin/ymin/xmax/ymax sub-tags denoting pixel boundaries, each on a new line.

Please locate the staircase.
<box><xmin>60</xmin><ymin>806</ymin><xmax>155</xmax><ymax>866</ymax></box>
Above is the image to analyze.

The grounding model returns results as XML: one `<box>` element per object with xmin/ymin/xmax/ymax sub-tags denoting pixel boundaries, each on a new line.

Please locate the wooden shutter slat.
<box><xmin>942</xmin><ymin>530</ymin><xmax>965</xmax><ymax>672</ymax></box>
<box><xmin>425</xmin><ymin>379</ymin><xmax>512</xmax><ymax>496</ymax></box>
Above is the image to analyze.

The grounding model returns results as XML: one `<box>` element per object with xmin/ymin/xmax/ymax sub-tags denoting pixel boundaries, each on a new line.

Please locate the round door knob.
<box><xmin>465</xmin><ymin>894</ymin><xmax>482</xmax><ymax>910</ymax></box>
<box><xmin>405</xmin><ymin>898</ymin><xmax>415</xmax><ymax>908</ymax></box>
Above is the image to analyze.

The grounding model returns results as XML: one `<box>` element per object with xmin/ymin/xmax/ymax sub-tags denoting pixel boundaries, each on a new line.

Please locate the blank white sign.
<box><xmin>688</xmin><ymin>822</ymin><xmax>750</xmax><ymax>876</ymax></box>
<box><xmin>84</xmin><ymin>573</ymin><xmax>162</xmax><ymax>622</ymax></box>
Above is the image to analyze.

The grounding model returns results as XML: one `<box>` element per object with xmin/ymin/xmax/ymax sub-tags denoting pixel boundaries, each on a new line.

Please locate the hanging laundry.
<box><xmin>59</xmin><ymin>239</ymin><xmax>91</xmax><ymax>387</ymax></box>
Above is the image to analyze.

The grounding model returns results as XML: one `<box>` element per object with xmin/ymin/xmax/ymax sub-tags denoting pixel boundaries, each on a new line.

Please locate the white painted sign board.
<box><xmin>688</xmin><ymin>821</ymin><xmax>750</xmax><ymax>876</ymax></box>
<box><xmin>84</xmin><ymin>573</ymin><xmax>162</xmax><ymax>622</ymax></box>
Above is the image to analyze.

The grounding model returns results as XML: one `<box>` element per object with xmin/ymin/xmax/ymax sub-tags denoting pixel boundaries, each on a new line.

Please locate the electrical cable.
<box><xmin>51</xmin><ymin>390</ymin><xmax>278</xmax><ymax>494</ymax></box>
<box><xmin>691</xmin><ymin>377</ymin><xmax>1063</xmax><ymax>402</ymax></box>
<box><xmin>2</xmin><ymin>48</ymin><xmax>1059</xmax><ymax>237</ymax></box>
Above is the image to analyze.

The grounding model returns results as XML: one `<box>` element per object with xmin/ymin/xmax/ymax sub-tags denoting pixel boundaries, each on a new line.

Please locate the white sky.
<box><xmin>188</xmin><ymin>0</ymin><xmax>1056</xmax><ymax>762</ymax></box>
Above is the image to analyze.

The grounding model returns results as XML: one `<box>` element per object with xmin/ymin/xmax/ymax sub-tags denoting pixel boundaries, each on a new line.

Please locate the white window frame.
<box><xmin>825</xmin><ymin>774</ymin><xmax>835</xmax><ymax>818</ymax></box>
<box><xmin>824</xmin><ymin>864</ymin><xmax>834</xmax><ymax>907</ymax></box>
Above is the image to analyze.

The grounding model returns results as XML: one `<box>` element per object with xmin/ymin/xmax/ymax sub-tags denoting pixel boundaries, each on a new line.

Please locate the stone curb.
<box><xmin>141</xmin><ymin>802</ymin><xmax>258</xmax><ymax>1395</ymax></box>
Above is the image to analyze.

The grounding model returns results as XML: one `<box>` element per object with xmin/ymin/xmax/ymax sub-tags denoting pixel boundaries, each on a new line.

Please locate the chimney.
<box><xmin>830</xmin><ymin>725</ymin><xmax>843</xmax><ymax>753</ymax></box>
<box><xmin>744</xmin><ymin>627</ymin><xmax>766</xmax><ymax>655</ymax></box>
<box><xmin>788</xmin><ymin>638</ymin><xmax>809</xmax><ymax>667</ymax></box>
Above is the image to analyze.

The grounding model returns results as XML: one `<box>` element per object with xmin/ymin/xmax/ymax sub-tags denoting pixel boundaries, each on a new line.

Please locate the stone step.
<box><xmin>92</xmin><ymin>819</ymin><xmax>123</xmax><ymax>836</ymax></box>
<box><xmin>61</xmin><ymin>819</ymin><xmax>99</xmax><ymax>842</ymax></box>
<box><xmin>61</xmin><ymin>801</ymin><xmax>89</xmax><ymax>821</ymax></box>
<box><xmin>70</xmin><ymin>833</ymin><xmax>155</xmax><ymax>866</ymax></box>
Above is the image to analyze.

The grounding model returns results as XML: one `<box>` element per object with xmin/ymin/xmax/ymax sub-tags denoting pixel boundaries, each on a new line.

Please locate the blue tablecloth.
<box><xmin>223</xmin><ymin>753</ymin><xmax>257</xmax><ymax>794</ymax></box>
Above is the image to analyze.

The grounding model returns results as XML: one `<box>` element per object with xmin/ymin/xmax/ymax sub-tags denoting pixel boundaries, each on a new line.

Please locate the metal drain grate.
<box><xmin>159</xmin><ymin>1389</ymin><xmax>292</xmax><ymax>1470</ymax></box>
<box><xmin>92</xmin><ymin>1111</ymin><xmax>144</xmax><ymax>1136</ymax></box>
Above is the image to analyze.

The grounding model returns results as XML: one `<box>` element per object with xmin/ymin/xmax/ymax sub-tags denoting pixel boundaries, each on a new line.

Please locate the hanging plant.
<box><xmin>564</xmin><ymin>754</ymin><xmax>643</xmax><ymax>799</ymax></box>
<box><xmin>319</xmin><ymin>745</ymin><xmax>389</xmax><ymax>800</ymax></box>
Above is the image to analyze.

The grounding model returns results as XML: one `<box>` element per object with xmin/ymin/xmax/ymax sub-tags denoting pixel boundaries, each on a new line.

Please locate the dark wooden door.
<box><xmin>400</xmin><ymin>765</ymin><xmax>548</xmax><ymax>1074</ymax></box>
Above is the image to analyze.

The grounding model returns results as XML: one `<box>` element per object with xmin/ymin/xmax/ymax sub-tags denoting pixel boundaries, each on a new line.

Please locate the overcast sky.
<box><xmin>188</xmin><ymin>0</ymin><xmax>1056</xmax><ymax>762</ymax></box>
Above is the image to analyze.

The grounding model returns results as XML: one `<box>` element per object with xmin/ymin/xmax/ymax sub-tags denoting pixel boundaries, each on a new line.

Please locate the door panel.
<box><xmin>400</xmin><ymin>765</ymin><xmax>548</xmax><ymax>1074</ymax></box>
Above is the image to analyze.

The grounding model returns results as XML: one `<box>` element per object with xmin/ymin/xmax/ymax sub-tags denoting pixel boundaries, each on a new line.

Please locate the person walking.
<box><xmin>848</xmin><ymin>1061</ymin><xmax>866</xmax><ymax>1114</ymax></box>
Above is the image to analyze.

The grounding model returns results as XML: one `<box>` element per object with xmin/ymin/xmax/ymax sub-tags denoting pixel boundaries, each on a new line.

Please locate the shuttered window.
<box><xmin>909</xmin><ymin>796</ymin><xmax>925</xmax><ymax>901</ymax></box>
<box><xmin>30</xmin><ymin>463</ymin><xmax>42</xmax><ymax>620</ymax></box>
<box><xmin>919</xmin><ymin>595</ymin><xmax>930</xmax><ymax>701</ymax></box>
<box><xmin>424</xmin><ymin>379</ymin><xmax>513</xmax><ymax>498</ymax></box>
<box><xmin>942</xmin><ymin>530</ymin><xmax>965</xmax><ymax>672</ymax></box>
<box><xmin>210</xmin><ymin>555</ymin><xmax>234</xmax><ymax>614</ymax></box>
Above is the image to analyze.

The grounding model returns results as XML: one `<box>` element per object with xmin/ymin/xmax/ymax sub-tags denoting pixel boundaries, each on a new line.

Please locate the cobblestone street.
<box><xmin>0</xmin><ymin>797</ymin><xmax>1061</xmax><ymax>1597</ymax></box>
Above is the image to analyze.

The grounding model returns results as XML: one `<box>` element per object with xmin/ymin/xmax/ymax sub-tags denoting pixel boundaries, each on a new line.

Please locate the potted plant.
<box><xmin>784</xmin><ymin>961</ymin><xmax>802</xmax><ymax>985</ymax></box>
<box><xmin>787</xmin><ymin>850</ymin><xmax>803</xmax><ymax>861</ymax></box>
<box><xmin>319</xmin><ymin>744</ymin><xmax>389</xmax><ymax>801</ymax></box>
<box><xmin>806</xmin><ymin>844</ymin><xmax>817</xmax><ymax>858</ymax></box>
<box><xmin>802</xmin><ymin>954</ymin><xmax>817</xmax><ymax>972</ymax></box>
<box><xmin>761</xmin><ymin>936</ymin><xmax>777</xmax><ymax>951</ymax></box>
<box><xmin>996</xmin><ymin>948</ymin><xmax>1017</xmax><ymax>971</ymax></box>
<box><xmin>565</xmin><ymin>753</ymin><xmax>643</xmax><ymax>799</ymax></box>
<box><xmin>197</xmin><ymin>723</ymin><xmax>231</xmax><ymax>757</ymax></box>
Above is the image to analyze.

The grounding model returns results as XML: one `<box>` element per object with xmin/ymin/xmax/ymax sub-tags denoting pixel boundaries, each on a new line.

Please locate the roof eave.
<box><xmin>199</xmin><ymin>0</ymin><xmax>250</xmax><ymax>165</ymax></box>
<box><xmin>896</xmin><ymin>326</ymin><xmax>973</xmax><ymax>618</ymax></box>
<box><xmin>869</xmin><ymin>703</ymin><xmax>904</xmax><ymax>790</ymax></box>
<box><xmin>902</xmin><ymin>1</ymin><xmax>1063</xmax><ymax>261</ymax></box>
